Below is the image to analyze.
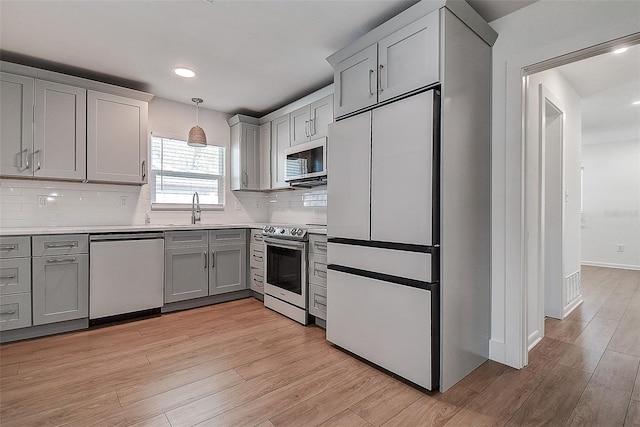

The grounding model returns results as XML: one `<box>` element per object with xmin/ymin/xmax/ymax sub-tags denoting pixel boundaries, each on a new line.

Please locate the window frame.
<box><xmin>149</xmin><ymin>133</ymin><xmax>226</xmax><ymax>211</ymax></box>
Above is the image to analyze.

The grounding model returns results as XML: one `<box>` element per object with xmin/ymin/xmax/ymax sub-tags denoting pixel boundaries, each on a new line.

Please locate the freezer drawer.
<box><xmin>326</xmin><ymin>269</ymin><xmax>433</xmax><ymax>389</ymax></box>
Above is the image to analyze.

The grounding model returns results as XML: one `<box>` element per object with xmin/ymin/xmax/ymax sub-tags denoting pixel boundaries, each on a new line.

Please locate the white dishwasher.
<box><xmin>89</xmin><ymin>232</ymin><xmax>164</xmax><ymax>320</ymax></box>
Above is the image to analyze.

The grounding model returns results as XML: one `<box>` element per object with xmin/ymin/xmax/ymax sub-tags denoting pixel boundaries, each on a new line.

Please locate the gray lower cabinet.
<box><xmin>164</xmin><ymin>247</ymin><xmax>209</xmax><ymax>303</ymax></box>
<box><xmin>0</xmin><ymin>235</ymin><xmax>32</xmax><ymax>331</ymax></box>
<box><xmin>32</xmin><ymin>253</ymin><xmax>89</xmax><ymax>326</ymax></box>
<box><xmin>308</xmin><ymin>234</ymin><xmax>328</xmax><ymax>320</ymax></box>
<box><xmin>164</xmin><ymin>230</ymin><xmax>209</xmax><ymax>303</ymax></box>
<box><xmin>209</xmin><ymin>229</ymin><xmax>247</xmax><ymax>295</ymax></box>
<box><xmin>31</xmin><ymin>234</ymin><xmax>89</xmax><ymax>326</ymax></box>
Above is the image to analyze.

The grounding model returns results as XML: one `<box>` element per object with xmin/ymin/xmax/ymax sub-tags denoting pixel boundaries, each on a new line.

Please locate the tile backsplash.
<box><xmin>0</xmin><ymin>178</ymin><xmax>326</xmax><ymax>228</ymax></box>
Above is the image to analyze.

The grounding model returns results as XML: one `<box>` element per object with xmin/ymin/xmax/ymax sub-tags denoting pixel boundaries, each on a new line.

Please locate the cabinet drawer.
<box><xmin>250</xmin><ymin>267</ymin><xmax>264</xmax><ymax>294</ymax></box>
<box><xmin>309</xmin><ymin>253</ymin><xmax>327</xmax><ymax>286</ymax></box>
<box><xmin>249</xmin><ymin>243</ymin><xmax>264</xmax><ymax>269</ymax></box>
<box><xmin>209</xmin><ymin>229</ymin><xmax>247</xmax><ymax>245</ymax></box>
<box><xmin>309</xmin><ymin>234</ymin><xmax>327</xmax><ymax>255</ymax></box>
<box><xmin>164</xmin><ymin>231</ymin><xmax>208</xmax><ymax>248</ymax></box>
<box><xmin>0</xmin><ymin>293</ymin><xmax>32</xmax><ymax>331</ymax></box>
<box><xmin>309</xmin><ymin>283</ymin><xmax>327</xmax><ymax>320</ymax></box>
<box><xmin>0</xmin><ymin>236</ymin><xmax>31</xmax><ymax>259</ymax></box>
<box><xmin>0</xmin><ymin>258</ymin><xmax>31</xmax><ymax>295</ymax></box>
<box><xmin>32</xmin><ymin>234</ymin><xmax>88</xmax><ymax>256</ymax></box>
<box><xmin>250</xmin><ymin>229</ymin><xmax>265</xmax><ymax>244</ymax></box>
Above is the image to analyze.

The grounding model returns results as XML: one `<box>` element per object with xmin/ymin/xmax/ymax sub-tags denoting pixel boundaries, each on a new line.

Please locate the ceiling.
<box><xmin>556</xmin><ymin>44</ymin><xmax>640</xmax><ymax>145</ymax></box>
<box><xmin>0</xmin><ymin>0</ymin><xmax>532</xmax><ymax>117</ymax></box>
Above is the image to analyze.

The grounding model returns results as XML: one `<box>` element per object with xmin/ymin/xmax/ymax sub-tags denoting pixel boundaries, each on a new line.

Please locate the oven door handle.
<box><xmin>264</xmin><ymin>237</ymin><xmax>306</xmax><ymax>251</ymax></box>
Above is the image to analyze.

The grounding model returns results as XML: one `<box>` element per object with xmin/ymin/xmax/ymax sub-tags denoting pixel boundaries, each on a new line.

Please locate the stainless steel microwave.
<box><xmin>284</xmin><ymin>137</ymin><xmax>327</xmax><ymax>183</ymax></box>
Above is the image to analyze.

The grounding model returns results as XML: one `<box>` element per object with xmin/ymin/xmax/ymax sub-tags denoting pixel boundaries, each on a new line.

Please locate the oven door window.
<box><xmin>267</xmin><ymin>245</ymin><xmax>302</xmax><ymax>295</ymax></box>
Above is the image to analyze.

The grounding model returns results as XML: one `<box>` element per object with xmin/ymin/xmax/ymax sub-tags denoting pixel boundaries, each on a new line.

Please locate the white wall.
<box><xmin>582</xmin><ymin>139</ymin><xmax>640</xmax><ymax>269</ymax></box>
<box><xmin>0</xmin><ymin>97</ymin><xmax>327</xmax><ymax>228</ymax></box>
<box><xmin>489</xmin><ymin>0</ymin><xmax>640</xmax><ymax>368</ymax></box>
<box><xmin>524</xmin><ymin>69</ymin><xmax>582</xmax><ymax>348</ymax></box>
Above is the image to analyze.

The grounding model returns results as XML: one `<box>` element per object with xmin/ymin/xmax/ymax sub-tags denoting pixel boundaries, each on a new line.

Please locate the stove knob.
<box><xmin>263</xmin><ymin>226</ymin><xmax>269</xmax><ymax>232</ymax></box>
<box><xmin>297</xmin><ymin>229</ymin><xmax>304</xmax><ymax>236</ymax></box>
<box><xmin>269</xmin><ymin>226</ymin><xmax>275</xmax><ymax>233</ymax></box>
<box><xmin>291</xmin><ymin>228</ymin><xmax>297</xmax><ymax>234</ymax></box>
<box><xmin>280</xmin><ymin>229</ymin><xmax>286</xmax><ymax>234</ymax></box>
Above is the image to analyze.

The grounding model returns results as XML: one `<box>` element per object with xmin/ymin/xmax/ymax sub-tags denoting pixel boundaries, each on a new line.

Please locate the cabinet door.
<box><xmin>164</xmin><ymin>247</ymin><xmax>209</xmax><ymax>303</ymax></box>
<box><xmin>271</xmin><ymin>114</ymin><xmax>290</xmax><ymax>189</ymax></box>
<box><xmin>334</xmin><ymin>44</ymin><xmax>378</xmax><ymax>118</ymax></box>
<box><xmin>371</xmin><ymin>90</ymin><xmax>434</xmax><ymax>245</ymax></box>
<box><xmin>259</xmin><ymin>122</ymin><xmax>271</xmax><ymax>190</ymax></box>
<box><xmin>33</xmin><ymin>80</ymin><xmax>86</xmax><ymax>180</ymax></box>
<box><xmin>230</xmin><ymin>122</ymin><xmax>259</xmax><ymax>191</ymax></box>
<box><xmin>0</xmin><ymin>73</ymin><xmax>34</xmax><ymax>177</ymax></box>
<box><xmin>290</xmin><ymin>105</ymin><xmax>310</xmax><ymax>146</ymax></box>
<box><xmin>209</xmin><ymin>243</ymin><xmax>247</xmax><ymax>295</ymax></box>
<box><xmin>87</xmin><ymin>91</ymin><xmax>148</xmax><ymax>184</ymax></box>
<box><xmin>32</xmin><ymin>254</ymin><xmax>89</xmax><ymax>325</ymax></box>
<box><xmin>378</xmin><ymin>12</ymin><xmax>439</xmax><ymax>103</ymax></box>
<box><xmin>309</xmin><ymin>94</ymin><xmax>334</xmax><ymax>139</ymax></box>
<box><xmin>327</xmin><ymin>112</ymin><xmax>371</xmax><ymax>240</ymax></box>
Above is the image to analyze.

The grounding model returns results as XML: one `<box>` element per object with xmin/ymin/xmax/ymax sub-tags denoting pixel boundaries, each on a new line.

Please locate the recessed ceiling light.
<box><xmin>173</xmin><ymin>67</ymin><xmax>196</xmax><ymax>78</ymax></box>
<box><xmin>632</xmin><ymin>100</ymin><xmax>640</xmax><ymax>106</ymax></box>
<box><xmin>613</xmin><ymin>47</ymin><xmax>628</xmax><ymax>54</ymax></box>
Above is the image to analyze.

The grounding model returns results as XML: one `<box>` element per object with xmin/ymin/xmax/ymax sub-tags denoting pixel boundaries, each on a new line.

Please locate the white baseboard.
<box><xmin>528</xmin><ymin>331</ymin><xmax>542</xmax><ymax>352</ymax></box>
<box><xmin>489</xmin><ymin>339</ymin><xmax>506</xmax><ymax>364</ymax></box>
<box><xmin>563</xmin><ymin>296</ymin><xmax>583</xmax><ymax>318</ymax></box>
<box><xmin>581</xmin><ymin>261</ymin><xmax>640</xmax><ymax>271</ymax></box>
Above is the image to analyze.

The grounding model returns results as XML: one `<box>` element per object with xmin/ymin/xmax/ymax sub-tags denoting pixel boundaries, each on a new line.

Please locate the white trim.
<box><xmin>581</xmin><ymin>261</ymin><xmax>640</xmax><ymax>271</ymax></box>
<box><xmin>527</xmin><ymin>331</ymin><xmax>542</xmax><ymax>352</ymax></box>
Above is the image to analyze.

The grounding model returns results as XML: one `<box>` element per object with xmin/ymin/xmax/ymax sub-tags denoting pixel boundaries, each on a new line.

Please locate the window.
<box><xmin>150</xmin><ymin>136</ymin><xmax>225</xmax><ymax>209</ymax></box>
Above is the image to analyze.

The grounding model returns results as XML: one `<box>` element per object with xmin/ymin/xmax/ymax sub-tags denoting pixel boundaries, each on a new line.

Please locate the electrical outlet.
<box><xmin>120</xmin><ymin>196</ymin><xmax>127</xmax><ymax>207</ymax></box>
<box><xmin>37</xmin><ymin>195</ymin><xmax>47</xmax><ymax>207</ymax></box>
<box><xmin>617</xmin><ymin>244</ymin><xmax>625</xmax><ymax>252</ymax></box>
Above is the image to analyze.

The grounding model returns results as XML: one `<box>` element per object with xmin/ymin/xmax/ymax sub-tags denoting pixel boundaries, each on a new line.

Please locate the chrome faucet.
<box><xmin>191</xmin><ymin>192</ymin><xmax>201</xmax><ymax>224</ymax></box>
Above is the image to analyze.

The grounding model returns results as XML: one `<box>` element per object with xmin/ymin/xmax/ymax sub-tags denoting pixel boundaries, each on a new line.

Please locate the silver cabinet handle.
<box><xmin>309</xmin><ymin>118</ymin><xmax>315</xmax><ymax>136</ymax></box>
<box><xmin>314</xmin><ymin>242</ymin><xmax>327</xmax><ymax>250</ymax></box>
<box><xmin>47</xmin><ymin>257</ymin><xmax>76</xmax><ymax>263</ymax></box>
<box><xmin>0</xmin><ymin>275</ymin><xmax>17</xmax><ymax>280</ymax></box>
<box><xmin>378</xmin><ymin>64</ymin><xmax>384</xmax><ymax>92</ymax></box>
<box><xmin>203</xmin><ymin>252</ymin><xmax>207</xmax><ymax>269</ymax></box>
<box><xmin>242</xmin><ymin>171</ymin><xmax>248</xmax><ymax>187</ymax></box>
<box><xmin>0</xmin><ymin>245</ymin><xmax>17</xmax><ymax>252</ymax></box>
<box><xmin>0</xmin><ymin>310</ymin><xmax>17</xmax><ymax>316</ymax></box>
<box><xmin>369</xmin><ymin>69</ymin><xmax>375</xmax><ymax>95</ymax></box>
<box><xmin>314</xmin><ymin>298</ymin><xmax>327</xmax><ymax>309</ymax></box>
<box><xmin>33</xmin><ymin>149</ymin><xmax>41</xmax><ymax>171</ymax></box>
<box><xmin>304</xmin><ymin>120</ymin><xmax>310</xmax><ymax>138</ymax></box>
<box><xmin>45</xmin><ymin>242</ymin><xmax>78</xmax><ymax>249</ymax></box>
<box><xmin>314</xmin><ymin>268</ymin><xmax>327</xmax><ymax>279</ymax></box>
<box><xmin>210</xmin><ymin>251</ymin><xmax>215</xmax><ymax>268</ymax></box>
<box><xmin>20</xmin><ymin>148</ymin><xmax>29</xmax><ymax>170</ymax></box>
<box><xmin>141</xmin><ymin>160</ymin><xmax>147</xmax><ymax>180</ymax></box>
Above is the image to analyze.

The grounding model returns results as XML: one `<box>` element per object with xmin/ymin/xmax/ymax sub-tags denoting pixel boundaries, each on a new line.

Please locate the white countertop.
<box><xmin>0</xmin><ymin>223</ymin><xmax>327</xmax><ymax>236</ymax></box>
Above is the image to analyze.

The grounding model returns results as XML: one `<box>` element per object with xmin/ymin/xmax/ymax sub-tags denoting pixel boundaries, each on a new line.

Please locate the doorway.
<box><xmin>523</xmin><ymin>37</ymin><xmax>640</xmax><ymax>360</ymax></box>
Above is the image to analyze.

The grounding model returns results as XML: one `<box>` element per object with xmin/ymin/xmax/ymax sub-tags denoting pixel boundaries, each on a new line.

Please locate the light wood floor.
<box><xmin>0</xmin><ymin>266</ymin><xmax>639</xmax><ymax>426</ymax></box>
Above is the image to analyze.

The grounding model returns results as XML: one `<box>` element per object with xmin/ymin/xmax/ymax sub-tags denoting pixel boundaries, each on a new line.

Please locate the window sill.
<box><xmin>151</xmin><ymin>203</ymin><xmax>224</xmax><ymax>212</ymax></box>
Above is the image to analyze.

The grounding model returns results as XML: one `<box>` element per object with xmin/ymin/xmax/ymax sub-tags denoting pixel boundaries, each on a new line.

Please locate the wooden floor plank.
<box><xmin>506</xmin><ymin>364</ymin><xmax>591</xmax><ymax>426</ymax></box>
<box><xmin>608</xmin><ymin>309</ymin><xmax>640</xmax><ymax>357</ymax></box>
<box><xmin>381</xmin><ymin>395</ymin><xmax>460</xmax><ymax>427</ymax></box>
<box><xmin>589</xmin><ymin>350</ymin><xmax>639</xmax><ymax>394</ymax></box>
<box><xmin>350</xmin><ymin>381</ymin><xmax>424</xmax><ymax>426</ymax></box>
<box><xmin>524</xmin><ymin>337</ymin><xmax>571</xmax><ymax>377</ymax></box>
<box><xmin>557</xmin><ymin>344</ymin><xmax>605</xmax><ymax>373</ymax></box>
<box><xmin>318</xmin><ymin>409</ymin><xmax>375</xmax><ymax>427</ymax></box>
<box><xmin>626</xmin><ymin>400</ymin><xmax>640</xmax><ymax>427</ymax></box>
<box><xmin>456</xmin><ymin>359</ymin><xmax>512</xmax><ymax>393</ymax></box>
<box><xmin>566</xmin><ymin>383</ymin><xmax>631</xmax><ymax>426</ymax></box>
<box><xmin>128</xmin><ymin>413</ymin><xmax>173</xmax><ymax>427</ymax></box>
<box><xmin>572</xmin><ymin>316</ymin><xmax>619</xmax><ymax>351</ymax></box>
<box><xmin>545</xmin><ymin>319</ymin><xmax>588</xmax><ymax>343</ymax></box>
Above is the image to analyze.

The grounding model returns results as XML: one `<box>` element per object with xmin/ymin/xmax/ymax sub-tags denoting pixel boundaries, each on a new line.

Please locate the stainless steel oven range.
<box><xmin>263</xmin><ymin>225</ymin><xmax>309</xmax><ymax>325</ymax></box>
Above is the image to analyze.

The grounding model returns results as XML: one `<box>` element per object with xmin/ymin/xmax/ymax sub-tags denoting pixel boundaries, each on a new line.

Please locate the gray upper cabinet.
<box><xmin>87</xmin><ymin>91</ymin><xmax>148</xmax><ymax>184</ymax></box>
<box><xmin>290</xmin><ymin>94</ymin><xmax>334</xmax><ymax>145</ymax></box>
<box><xmin>259</xmin><ymin>122</ymin><xmax>271</xmax><ymax>190</ymax></box>
<box><xmin>333</xmin><ymin>11</ymin><xmax>439</xmax><ymax>118</ymax></box>
<box><xmin>34</xmin><ymin>80</ymin><xmax>87</xmax><ymax>180</ymax></box>
<box><xmin>271</xmin><ymin>114</ymin><xmax>290</xmax><ymax>189</ymax></box>
<box><xmin>229</xmin><ymin>115</ymin><xmax>260</xmax><ymax>191</ymax></box>
<box><xmin>377</xmin><ymin>12</ymin><xmax>439</xmax><ymax>103</ymax></box>
<box><xmin>0</xmin><ymin>72</ymin><xmax>34</xmax><ymax>177</ymax></box>
<box><xmin>1</xmin><ymin>74</ymin><xmax>87</xmax><ymax>180</ymax></box>
<box><xmin>334</xmin><ymin>44</ymin><xmax>378</xmax><ymax>118</ymax></box>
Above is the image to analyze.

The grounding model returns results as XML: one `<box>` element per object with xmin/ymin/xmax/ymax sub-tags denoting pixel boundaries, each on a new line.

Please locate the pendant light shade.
<box><xmin>188</xmin><ymin>98</ymin><xmax>207</xmax><ymax>147</ymax></box>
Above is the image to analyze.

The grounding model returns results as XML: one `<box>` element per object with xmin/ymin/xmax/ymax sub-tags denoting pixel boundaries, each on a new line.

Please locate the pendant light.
<box><xmin>188</xmin><ymin>98</ymin><xmax>207</xmax><ymax>147</ymax></box>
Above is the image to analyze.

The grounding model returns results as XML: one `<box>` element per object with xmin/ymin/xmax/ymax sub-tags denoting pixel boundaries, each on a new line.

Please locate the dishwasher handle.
<box><xmin>90</xmin><ymin>233</ymin><xmax>164</xmax><ymax>241</ymax></box>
